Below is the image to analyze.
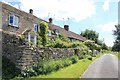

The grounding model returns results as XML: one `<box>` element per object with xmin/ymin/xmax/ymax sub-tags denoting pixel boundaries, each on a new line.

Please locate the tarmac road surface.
<box><xmin>80</xmin><ymin>54</ymin><xmax>119</xmax><ymax>79</ymax></box>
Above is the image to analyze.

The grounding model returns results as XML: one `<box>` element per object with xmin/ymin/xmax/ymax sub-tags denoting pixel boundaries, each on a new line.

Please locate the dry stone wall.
<box><xmin>2</xmin><ymin>33</ymin><xmax>81</xmax><ymax>70</ymax></box>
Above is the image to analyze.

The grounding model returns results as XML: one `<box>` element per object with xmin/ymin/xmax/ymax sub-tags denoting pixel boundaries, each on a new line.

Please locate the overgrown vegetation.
<box><xmin>81</xmin><ymin>29</ymin><xmax>109</xmax><ymax>51</ymax></box>
<box><xmin>39</xmin><ymin>21</ymin><xmax>48</xmax><ymax>46</ymax></box>
<box><xmin>21</xmin><ymin>53</ymin><xmax>104</xmax><ymax>79</ymax></box>
<box><xmin>36</xmin><ymin>33</ymin><xmax>42</xmax><ymax>47</ymax></box>
<box><xmin>46</xmin><ymin>39</ymin><xmax>88</xmax><ymax>49</ymax></box>
<box><xmin>2</xmin><ymin>56</ymin><xmax>21</xmax><ymax>80</ymax></box>
<box><xmin>102</xmin><ymin>50</ymin><xmax>120</xmax><ymax>58</ymax></box>
<box><xmin>19</xmin><ymin>55</ymin><xmax>79</xmax><ymax>78</ymax></box>
<box><xmin>17</xmin><ymin>53</ymin><xmax>103</xmax><ymax>79</ymax></box>
<box><xmin>3</xmin><ymin>22</ymin><xmax>112</xmax><ymax>80</ymax></box>
<box><xmin>84</xmin><ymin>40</ymin><xmax>101</xmax><ymax>51</ymax></box>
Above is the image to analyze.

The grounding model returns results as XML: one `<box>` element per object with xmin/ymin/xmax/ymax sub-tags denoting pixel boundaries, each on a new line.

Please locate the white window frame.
<box><xmin>34</xmin><ymin>23</ymin><xmax>39</xmax><ymax>32</ymax></box>
<box><xmin>56</xmin><ymin>32</ymin><xmax>59</xmax><ymax>38</ymax></box>
<box><xmin>34</xmin><ymin>35</ymin><xmax>37</xmax><ymax>46</ymax></box>
<box><xmin>9</xmin><ymin>14</ymin><xmax>19</xmax><ymax>27</ymax></box>
<box><xmin>48</xmin><ymin>30</ymin><xmax>52</xmax><ymax>36</ymax></box>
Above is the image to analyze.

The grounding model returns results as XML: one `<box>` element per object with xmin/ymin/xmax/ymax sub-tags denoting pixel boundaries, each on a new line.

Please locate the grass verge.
<box><xmin>103</xmin><ymin>50</ymin><xmax>120</xmax><ymax>59</ymax></box>
<box><xmin>23</xmin><ymin>53</ymin><xmax>104</xmax><ymax>78</ymax></box>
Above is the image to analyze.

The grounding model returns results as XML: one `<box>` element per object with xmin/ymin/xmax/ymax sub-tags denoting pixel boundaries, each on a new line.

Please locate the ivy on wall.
<box><xmin>39</xmin><ymin>21</ymin><xmax>48</xmax><ymax>46</ymax></box>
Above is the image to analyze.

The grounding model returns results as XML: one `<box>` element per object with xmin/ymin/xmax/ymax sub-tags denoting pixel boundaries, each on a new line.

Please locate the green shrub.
<box><xmin>63</xmin><ymin>59</ymin><xmax>72</xmax><ymax>67</ymax></box>
<box><xmin>87</xmin><ymin>56</ymin><xmax>92</xmax><ymax>60</ymax></box>
<box><xmin>20</xmin><ymin>55</ymin><xmax>79</xmax><ymax>78</ymax></box>
<box><xmin>20</xmin><ymin>67</ymin><xmax>37</xmax><ymax>78</ymax></box>
<box><xmin>54</xmin><ymin>60</ymin><xmax>64</xmax><ymax>70</ymax></box>
<box><xmin>46</xmin><ymin>40</ymin><xmax>89</xmax><ymax>51</ymax></box>
<box><xmin>84</xmin><ymin>40</ymin><xmax>101</xmax><ymax>51</ymax></box>
<box><xmin>46</xmin><ymin>39</ymin><xmax>68</xmax><ymax>48</ymax></box>
<box><xmin>91</xmin><ymin>54</ymin><xmax>96</xmax><ymax>57</ymax></box>
<box><xmin>79</xmin><ymin>55</ymin><xmax>86</xmax><ymax>59</ymax></box>
<box><xmin>2</xmin><ymin>56</ymin><xmax>21</xmax><ymax>79</ymax></box>
<box><xmin>69</xmin><ymin>55</ymin><xmax>79</xmax><ymax>64</ymax></box>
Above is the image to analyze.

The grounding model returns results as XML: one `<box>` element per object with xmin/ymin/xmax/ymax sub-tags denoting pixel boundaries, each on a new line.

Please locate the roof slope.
<box><xmin>1</xmin><ymin>2</ymin><xmax>86</xmax><ymax>41</ymax></box>
<box><xmin>48</xmin><ymin>24</ymin><xmax>87</xmax><ymax>41</ymax></box>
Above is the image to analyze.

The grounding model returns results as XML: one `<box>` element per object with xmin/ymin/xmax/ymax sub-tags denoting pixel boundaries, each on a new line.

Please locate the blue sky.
<box><xmin>0</xmin><ymin>0</ymin><xmax>119</xmax><ymax>46</ymax></box>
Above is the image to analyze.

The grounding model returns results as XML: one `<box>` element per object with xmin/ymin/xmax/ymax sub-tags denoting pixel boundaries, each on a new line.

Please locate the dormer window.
<box><xmin>34</xmin><ymin>23</ymin><xmax>39</xmax><ymax>32</ymax></box>
<box><xmin>9</xmin><ymin>14</ymin><xmax>19</xmax><ymax>27</ymax></box>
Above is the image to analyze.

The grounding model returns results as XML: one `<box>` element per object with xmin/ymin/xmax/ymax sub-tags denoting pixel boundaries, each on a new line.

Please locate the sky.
<box><xmin>0</xmin><ymin>0</ymin><xmax>119</xmax><ymax>47</ymax></box>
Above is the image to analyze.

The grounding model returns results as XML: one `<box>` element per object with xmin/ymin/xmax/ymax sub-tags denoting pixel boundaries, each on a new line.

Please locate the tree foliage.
<box><xmin>81</xmin><ymin>29</ymin><xmax>109</xmax><ymax>51</ymax></box>
<box><xmin>84</xmin><ymin>40</ymin><xmax>101</xmax><ymax>51</ymax></box>
<box><xmin>59</xmin><ymin>35</ymin><xmax>68</xmax><ymax>41</ymax></box>
<box><xmin>112</xmin><ymin>25</ymin><xmax>120</xmax><ymax>51</ymax></box>
<box><xmin>36</xmin><ymin>33</ymin><xmax>42</xmax><ymax>47</ymax></box>
<box><xmin>101</xmin><ymin>43</ymin><xmax>109</xmax><ymax>50</ymax></box>
<box><xmin>40</xmin><ymin>21</ymin><xmax>48</xmax><ymax>46</ymax></box>
<box><xmin>81</xmin><ymin>29</ymin><xmax>99</xmax><ymax>43</ymax></box>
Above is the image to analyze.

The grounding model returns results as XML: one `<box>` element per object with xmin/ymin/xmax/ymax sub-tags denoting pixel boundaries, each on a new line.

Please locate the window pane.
<box><xmin>10</xmin><ymin>20</ymin><xmax>13</xmax><ymax>24</ymax></box>
<box><xmin>14</xmin><ymin>17</ymin><xmax>17</xmax><ymax>26</ymax></box>
<box><xmin>34</xmin><ymin>26</ymin><xmax>36</xmax><ymax>31</ymax></box>
<box><xmin>48</xmin><ymin>30</ymin><xmax>51</xmax><ymax>36</ymax></box>
<box><xmin>9</xmin><ymin>15</ymin><xmax>14</xmax><ymax>24</ymax></box>
<box><xmin>10</xmin><ymin>16</ymin><xmax>13</xmax><ymax>20</ymax></box>
<box><xmin>34</xmin><ymin>24</ymin><xmax>38</xmax><ymax>32</ymax></box>
<box><xmin>14</xmin><ymin>16</ymin><xmax>19</xmax><ymax>27</ymax></box>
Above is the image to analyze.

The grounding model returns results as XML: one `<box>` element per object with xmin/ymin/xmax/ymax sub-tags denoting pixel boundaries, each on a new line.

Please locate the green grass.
<box><xmin>110</xmin><ymin>52</ymin><xmax>120</xmax><ymax>58</ymax></box>
<box><xmin>26</xmin><ymin>53</ymin><xmax>103</xmax><ymax>78</ymax></box>
<box><xmin>103</xmin><ymin>51</ymin><xmax>120</xmax><ymax>59</ymax></box>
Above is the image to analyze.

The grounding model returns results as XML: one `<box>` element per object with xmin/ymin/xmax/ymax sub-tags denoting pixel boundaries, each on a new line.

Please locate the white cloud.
<box><xmin>104</xmin><ymin>38</ymin><xmax>114</xmax><ymax>47</ymax></box>
<box><xmin>102</xmin><ymin>0</ymin><xmax>109</xmax><ymax>11</ymax></box>
<box><xmin>97</xmin><ymin>21</ymin><xmax>117</xmax><ymax>32</ymax></box>
<box><xmin>18</xmin><ymin>0</ymin><xmax>96</xmax><ymax>22</ymax></box>
<box><xmin>96</xmin><ymin>21</ymin><xmax>117</xmax><ymax>47</ymax></box>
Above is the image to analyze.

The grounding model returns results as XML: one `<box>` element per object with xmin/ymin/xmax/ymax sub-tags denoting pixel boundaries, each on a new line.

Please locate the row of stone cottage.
<box><xmin>0</xmin><ymin>2</ymin><xmax>86</xmax><ymax>46</ymax></box>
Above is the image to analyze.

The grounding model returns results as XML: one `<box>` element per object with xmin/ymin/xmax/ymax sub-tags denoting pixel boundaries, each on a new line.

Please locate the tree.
<box><xmin>112</xmin><ymin>25</ymin><xmax>120</xmax><ymax>51</ymax></box>
<box><xmin>81</xmin><ymin>29</ymin><xmax>99</xmax><ymax>43</ymax></box>
<box><xmin>40</xmin><ymin>21</ymin><xmax>48</xmax><ymax>46</ymax></box>
<box><xmin>84</xmin><ymin>40</ymin><xmax>101</xmax><ymax>51</ymax></box>
<box><xmin>101</xmin><ymin>43</ymin><xmax>109</xmax><ymax>50</ymax></box>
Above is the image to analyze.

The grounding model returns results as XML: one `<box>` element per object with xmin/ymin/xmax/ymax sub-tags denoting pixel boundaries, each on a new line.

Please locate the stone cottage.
<box><xmin>0</xmin><ymin>2</ymin><xmax>86</xmax><ymax>46</ymax></box>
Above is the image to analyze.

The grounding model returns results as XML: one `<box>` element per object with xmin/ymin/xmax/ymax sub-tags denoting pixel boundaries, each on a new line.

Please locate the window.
<box><xmin>56</xmin><ymin>32</ymin><xmax>59</xmax><ymax>38</ymax></box>
<box><xmin>55</xmin><ymin>30</ymin><xmax>59</xmax><ymax>38</ymax></box>
<box><xmin>48</xmin><ymin>30</ymin><xmax>52</xmax><ymax>36</ymax></box>
<box><xmin>9</xmin><ymin>14</ymin><xmax>19</xmax><ymax>27</ymax></box>
<box><xmin>34</xmin><ymin>24</ymin><xmax>39</xmax><ymax>32</ymax></box>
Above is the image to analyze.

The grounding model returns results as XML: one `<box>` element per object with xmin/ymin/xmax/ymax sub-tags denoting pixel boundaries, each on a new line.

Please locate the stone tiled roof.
<box><xmin>48</xmin><ymin>24</ymin><xmax>87</xmax><ymax>41</ymax></box>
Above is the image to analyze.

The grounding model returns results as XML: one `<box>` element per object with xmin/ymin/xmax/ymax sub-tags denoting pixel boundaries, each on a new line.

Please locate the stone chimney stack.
<box><xmin>64</xmin><ymin>25</ymin><xmax>69</xmax><ymax>31</ymax></box>
<box><xmin>29</xmin><ymin>9</ymin><xmax>33</xmax><ymax>14</ymax></box>
<box><xmin>49</xmin><ymin>18</ymin><xmax>53</xmax><ymax>23</ymax></box>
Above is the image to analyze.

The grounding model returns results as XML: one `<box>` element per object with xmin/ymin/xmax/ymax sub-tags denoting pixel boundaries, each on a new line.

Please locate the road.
<box><xmin>80</xmin><ymin>54</ymin><xmax>119</xmax><ymax>79</ymax></box>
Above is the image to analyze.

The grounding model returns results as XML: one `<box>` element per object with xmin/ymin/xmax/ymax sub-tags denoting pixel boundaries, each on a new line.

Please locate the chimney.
<box><xmin>64</xmin><ymin>25</ymin><xmax>69</xmax><ymax>31</ymax></box>
<box><xmin>49</xmin><ymin>18</ymin><xmax>53</xmax><ymax>23</ymax></box>
<box><xmin>29</xmin><ymin>9</ymin><xmax>33</xmax><ymax>14</ymax></box>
